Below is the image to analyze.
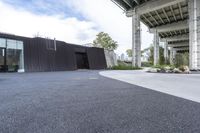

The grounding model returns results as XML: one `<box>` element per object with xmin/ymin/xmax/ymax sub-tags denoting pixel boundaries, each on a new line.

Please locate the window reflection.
<box><xmin>0</xmin><ymin>38</ymin><xmax>6</xmax><ymax>48</ymax></box>
<box><xmin>0</xmin><ymin>38</ymin><xmax>24</xmax><ymax>72</ymax></box>
<box><xmin>0</xmin><ymin>48</ymin><xmax>5</xmax><ymax>71</ymax></box>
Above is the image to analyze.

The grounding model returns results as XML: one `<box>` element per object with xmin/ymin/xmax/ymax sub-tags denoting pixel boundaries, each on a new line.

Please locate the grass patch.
<box><xmin>111</xmin><ymin>65</ymin><xmax>142</xmax><ymax>70</ymax></box>
<box><xmin>110</xmin><ymin>60</ymin><xmax>142</xmax><ymax>70</ymax></box>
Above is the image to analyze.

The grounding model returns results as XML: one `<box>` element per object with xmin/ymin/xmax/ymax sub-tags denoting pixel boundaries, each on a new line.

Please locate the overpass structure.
<box><xmin>112</xmin><ymin>0</ymin><xmax>200</xmax><ymax>69</ymax></box>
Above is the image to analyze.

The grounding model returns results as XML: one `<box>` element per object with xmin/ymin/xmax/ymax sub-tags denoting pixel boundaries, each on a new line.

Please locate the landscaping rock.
<box><xmin>179</xmin><ymin>65</ymin><xmax>191</xmax><ymax>74</ymax></box>
<box><xmin>160</xmin><ymin>69</ymin><xmax>166</xmax><ymax>73</ymax></box>
<box><xmin>166</xmin><ymin>70</ymin><xmax>173</xmax><ymax>73</ymax></box>
<box><xmin>148</xmin><ymin>68</ymin><xmax>158</xmax><ymax>73</ymax></box>
<box><xmin>184</xmin><ymin>68</ymin><xmax>191</xmax><ymax>74</ymax></box>
<box><xmin>147</xmin><ymin>66</ymin><xmax>191</xmax><ymax>74</ymax></box>
<box><xmin>164</xmin><ymin>66</ymin><xmax>171</xmax><ymax>71</ymax></box>
<box><xmin>173</xmin><ymin>68</ymin><xmax>182</xmax><ymax>73</ymax></box>
<box><xmin>184</xmin><ymin>66</ymin><xmax>191</xmax><ymax>73</ymax></box>
<box><xmin>157</xmin><ymin>68</ymin><xmax>161</xmax><ymax>72</ymax></box>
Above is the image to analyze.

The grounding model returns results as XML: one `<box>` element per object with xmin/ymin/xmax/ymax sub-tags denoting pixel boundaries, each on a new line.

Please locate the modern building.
<box><xmin>120</xmin><ymin>53</ymin><xmax>125</xmax><ymax>61</ymax></box>
<box><xmin>0</xmin><ymin>33</ymin><xmax>107</xmax><ymax>72</ymax></box>
<box><xmin>112</xmin><ymin>0</ymin><xmax>199</xmax><ymax>70</ymax></box>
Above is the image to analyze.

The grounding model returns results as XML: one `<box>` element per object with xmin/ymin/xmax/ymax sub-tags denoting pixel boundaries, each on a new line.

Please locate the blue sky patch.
<box><xmin>1</xmin><ymin>0</ymin><xmax>85</xmax><ymax>20</ymax></box>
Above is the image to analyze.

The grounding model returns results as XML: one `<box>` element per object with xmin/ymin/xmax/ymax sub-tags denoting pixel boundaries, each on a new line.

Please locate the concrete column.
<box><xmin>132</xmin><ymin>10</ymin><xmax>141</xmax><ymax>67</ymax></box>
<box><xmin>170</xmin><ymin>48</ymin><xmax>177</xmax><ymax>65</ymax></box>
<box><xmin>189</xmin><ymin>0</ymin><xmax>200</xmax><ymax>70</ymax></box>
<box><xmin>164</xmin><ymin>41</ymin><xmax>169</xmax><ymax>64</ymax></box>
<box><xmin>153</xmin><ymin>30</ymin><xmax>159</xmax><ymax>66</ymax></box>
<box><xmin>170</xmin><ymin>48</ymin><xmax>174</xmax><ymax>65</ymax></box>
<box><xmin>173</xmin><ymin>50</ymin><xmax>177</xmax><ymax>59</ymax></box>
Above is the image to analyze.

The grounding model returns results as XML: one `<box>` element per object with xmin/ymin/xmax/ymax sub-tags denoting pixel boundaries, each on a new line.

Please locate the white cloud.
<box><xmin>0</xmin><ymin>1</ymin><xmax>98</xmax><ymax>44</ymax></box>
<box><xmin>0</xmin><ymin>0</ymin><xmax>153</xmax><ymax>55</ymax></box>
<box><xmin>66</xmin><ymin>0</ymin><xmax>154</xmax><ymax>54</ymax></box>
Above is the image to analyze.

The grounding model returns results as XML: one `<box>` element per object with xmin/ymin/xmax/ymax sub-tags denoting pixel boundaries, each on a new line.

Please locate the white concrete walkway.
<box><xmin>100</xmin><ymin>70</ymin><xmax>200</xmax><ymax>103</ymax></box>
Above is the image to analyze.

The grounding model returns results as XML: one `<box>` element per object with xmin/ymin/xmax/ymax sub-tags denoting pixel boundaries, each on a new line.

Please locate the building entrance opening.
<box><xmin>76</xmin><ymin>52</ymin><xmax>89</xmax><ymax>69</ymax></box>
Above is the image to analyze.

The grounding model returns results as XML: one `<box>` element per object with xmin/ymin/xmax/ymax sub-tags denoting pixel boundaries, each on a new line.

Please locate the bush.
<box><xmin>152</xmin><ymin>65</ymin><xmax>175</xmax><ymax>70</ymax></box>
<box><xmin>117</xmin><ymin>60</ymin><xmax>131</xmax><ymax>66</ymax></box>
<box><xmin>175</xmin><ymin>52</ymin><xmax>189</xmax><ymax>68</ymax></box>
<box><xmin>111</xmin><ymin>65</ymin><xmax>142</xmax><ymax>70</ymax></box>
<box><xmin>141</xmin><ymin>62</ymin><xmax>153</xmax><ymax>67</ymax></box>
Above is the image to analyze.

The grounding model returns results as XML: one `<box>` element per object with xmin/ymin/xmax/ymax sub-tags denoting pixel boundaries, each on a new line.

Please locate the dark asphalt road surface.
<box><xmin>0</xmin><ymin>70</ymin><xmax>200</xmax><ymax>133</ymax></box>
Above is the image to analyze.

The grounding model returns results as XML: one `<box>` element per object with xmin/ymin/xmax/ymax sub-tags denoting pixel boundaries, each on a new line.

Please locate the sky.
<box><xmin>0</xmin><ymin>0</ymin><xmax>153</xmax><ymax>55</ymax></box>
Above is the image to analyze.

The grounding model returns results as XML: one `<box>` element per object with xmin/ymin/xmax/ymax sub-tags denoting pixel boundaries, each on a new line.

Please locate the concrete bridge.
<box><xmin>112</xmin><ymin>0</ymin><xmax>200</xmax><ymax>70</ymax></box>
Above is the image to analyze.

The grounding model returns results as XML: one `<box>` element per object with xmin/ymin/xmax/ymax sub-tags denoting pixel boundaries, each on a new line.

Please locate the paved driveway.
<box><xmin>0</xmin><ymin>70</ymin><xmax>200</xmax><ymax>133</ymax></box>
<box><xmin>100</xmin><ymin>70</ymin><xmax>200</xmax><ymax>103</ymax></box>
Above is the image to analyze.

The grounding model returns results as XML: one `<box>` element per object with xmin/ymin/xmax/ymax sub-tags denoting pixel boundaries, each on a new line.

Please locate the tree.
<box><xmin>93</xmin><ymin>32</ymin><xmax>118</xmax><ymax>51</ymax></box>
<box><xmin>126</xmin><ymin>49</ymin><xmax>132</xmax><ymax>57</ymax></box>
<box><xmin>147</xmin><ymin>45</ymin><xmax>165</xmax><ymax>65</ymax></box>
<box><xmin>149</xmin><ymin>46</ymin><xmax>154</xmax><ymax>64</ymax></box>
<box><xmin>159</xmin><ymin>46</ymin><xmax>165</xmax><ymax>65</ymax></box>
<box><xmin>175</xmin><ymin>52</ymin><xmax>189</xmax><ymax>67</ymax></box>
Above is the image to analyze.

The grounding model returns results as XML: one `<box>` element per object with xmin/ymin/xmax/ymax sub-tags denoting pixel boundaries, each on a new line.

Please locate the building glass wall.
<box><xmin>0</xmin><ymin>38</ymin><xmax>24</xmax><ymax>72</ymax></box>
<box><xmin>0</xmin><ymin>38</ymin><xmax>6</xmax><ymax>71</ymax></box>
<box><xmin>0</xmin><ymin>38</ymin><xmax>6</xmax><ymax>48</ymax></box>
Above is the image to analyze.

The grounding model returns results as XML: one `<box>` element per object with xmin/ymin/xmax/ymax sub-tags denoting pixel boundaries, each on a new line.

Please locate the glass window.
<box><xmin>46</xmin><ymin>39</ymin><xmax>56</xmax><ymax>51</ymax></box>
<box><xmin>0</xmin><ymin>38</ymin><xmax>24</xmax><ymax>72</ymax></box>
<box><xmin>0</xmin><ymin>48</ymin><xmax>5</xmax><ymax>72</ymax></box>
<box><xmin>7</xmin><ymin>39</ymin><xmax>17</xmax><ymax>49</ymax></box>
<box><xmin>0</xmin><ymin>38</ymin><xmax>6</xmax><ymax>48</ymax></box>
<box><xmin>16</xmin><ymin>41</ymin><xmax>23</xmax><ymax>50</ymax></box>
<box><xmin>6</xmin><ymin>39</ymin><xmax>24</xmax><ymax>72</ymax></box>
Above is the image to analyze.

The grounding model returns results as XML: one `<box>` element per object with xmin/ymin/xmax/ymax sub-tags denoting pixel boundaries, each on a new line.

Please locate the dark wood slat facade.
<box><xmin>0</xmin><ymin>33</ymin><xmax>107</xmax><ymax>72</ymax></box>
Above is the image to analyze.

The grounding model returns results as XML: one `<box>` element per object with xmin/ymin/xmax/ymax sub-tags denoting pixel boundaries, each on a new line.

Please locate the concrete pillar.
<box><xmin>132</xmin><ymin>10</ymin><xmax>141</xmax><ymax>67</ymax></box>
<box><xmin>170</xmin><ymin>48</ymin><xmax>177</xmax><ymax>65</ymax></box>
<box><xmin>189</xmin><ymin>0</ymin><xmax>200</xmax><ymax>70</ymax></box>
<box><xmin>170</xmin><ymin>48</ymin><xmax>174</xmax><ymax>65</ymax></box>
<box><xmin>164</xmin><ymin>41</ymin><xmax>169</xmax><ymax>64</ymax></box>
<box><xmin>153</xmin><ymin>30</ymin><xmax>159</xmax><ymax>66</ymax></box>
<box><xmin>173</xmin><ymin>50</ymin><xmax>177</xmax><ymax>65</ymax></box>
<box><xmin>173</xmin><ymin>50</ymin><xmax>177</xmax><ymax>59</ymax></box>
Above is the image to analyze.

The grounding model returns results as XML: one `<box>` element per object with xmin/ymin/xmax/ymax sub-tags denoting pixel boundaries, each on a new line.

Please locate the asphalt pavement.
<box><xmin>0</xmin><ymin>70</ymin><xmax>200</xmax><ymax>133</ymax></box>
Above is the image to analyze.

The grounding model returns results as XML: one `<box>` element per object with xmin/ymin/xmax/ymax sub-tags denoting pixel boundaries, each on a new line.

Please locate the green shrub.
<box><xmin>152</xmin><ymin>65</ymin><xmax>175</xmax><ymax>70</ymax></box>
<box><xmin>141</xmin><ymin>62</ymin><xmax>153</xmax><ymax>67</ymax></box>
<box><xmin>175</xmin><ymin>52</ymin><xmax>189</xmax><ymax>68</ymax></box>
<box><xmin>111</xmin><ymin>65</ymin><xmax>142</xmax><ymax>70</ymax></box>
<box><xmin>117</xmin><ymin>60</ymin><xmax>131</xmax><ymax>66</ymax></box>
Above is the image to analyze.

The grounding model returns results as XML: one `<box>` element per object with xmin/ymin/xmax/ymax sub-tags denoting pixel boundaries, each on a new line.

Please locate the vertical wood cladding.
<box><xmin>24</xmin><ymin>38</ymin><xmax>77</xmax><ymax>72</ymax></box>
<box><xmin>0</xmin><ymin>33</ymin><xmax>107</xmax><ymax>72</ymax></box>
<box><xmin>87</xmin><ymin>47</ymin><xmax>107</xmax><ymax>69</ymax></box>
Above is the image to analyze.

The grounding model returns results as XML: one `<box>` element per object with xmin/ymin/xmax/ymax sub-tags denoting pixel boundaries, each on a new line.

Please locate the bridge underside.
<box><xmin>112</xmin><ymin>0</ymin><xmax>200</xmax><ymax>70</ymax></box>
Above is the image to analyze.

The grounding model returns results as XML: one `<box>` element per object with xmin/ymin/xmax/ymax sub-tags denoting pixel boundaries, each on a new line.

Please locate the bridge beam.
<box><xmin>149</xmin><ymin>21</ymin><xmax>188</xmax><ymax>33</ymax></box>
<box><xmin>160</xmin><ymin>34</ymin><xmax>189</xmax><ymax>42</ymax></box>
<box><xmin>168</xmin><ymin>42</ymin><xmax>189</xmax><ymax>47</ymax></box>
<box><xmin>173</xmin><ymin>47</ymin><xmax>189</xmax><ymax>51</ymax></box>
<box><xmin>126</xmin><ymin>0</ymin><xmax>186</xmax><ymax>17</ymax></box>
